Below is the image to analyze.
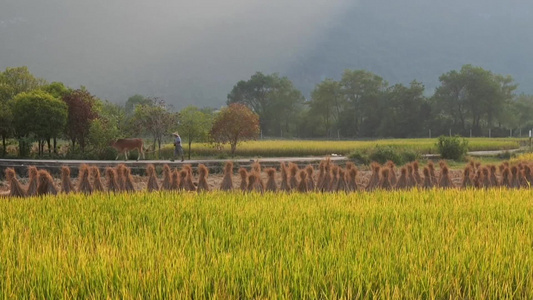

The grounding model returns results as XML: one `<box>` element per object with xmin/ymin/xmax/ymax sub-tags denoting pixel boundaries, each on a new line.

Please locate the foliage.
<box><xmin>0</xmin><ymin>66</ymin><xmax>46</xmax><ymax>102</ymax></box>
<box><xmin>125</xmin><ymin>94</ymin><xmax>151</xmax><ymax>115</ymax></box>
<box><xmin>1</xmin><ymin>190</ymin><xmax>533</xmax><ymax>298</ymax></box>
<box><xmin>62</xmin><ymin>88</ymin><xmax>99</xmax><ymax>152</ymax></box>
<box><xmin>131</xmin><ymin>97</ymin><xmax>179</xmax><ymax>155</ymax></box>
<box><xmin>348</xmin><ymin>145</ymin><xmax>419</xmax><ymax>165</ymax></box>
<box><xmin>436</xmin><ymin>135</ymin><xmax>469</xmax><ymax>160</ymax></box>
<box><xmin>210</xmin><ymin>103</ymin><xmax>260</xmax><ymax>155</ymax></box>
<box><xmin>88</xmin><ymin>118</ymin><xmax>120</xmax><ymax>157</ymax></box>
<box><xmin>178</xmin><ymin>106</ymin><xmax>213</xmax><ymax>159</ymax></box>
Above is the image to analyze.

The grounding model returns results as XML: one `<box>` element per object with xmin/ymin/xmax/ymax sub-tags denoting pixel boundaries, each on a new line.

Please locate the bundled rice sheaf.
<box><xmin>77</xmin><ymin>164</ymin><xmax>93</xmax><ymax>195</ymax></box>
<box><xmin>330</xmin><ymin>165</ymin><xmax>339</xmax><ymax>192</ymax></box>
<box><xmin>461</xmin><ymin>167</ymin><xmax>474</xmax><ymax>189</ymax></box>
<box><xmin>6</xmin><ymin>168</ymin><xmax>26</xmax><ymax>198</ymax></box>
<box><xmin>427</xmin><ymin>161</ymin><xmax>437</xmax><ymax>185</ymax></box>
<box><xmin>219</xmin><ymin>161</ymin><xmax>234</xmax><ymax>191</ymax></box>
<box><xmin>116</xmin><ymin>164</ymin><xmax>126</xmax><ymax>191</ymax></box>
<box><xmin>60</xmin><ymin>166</ymin><xmax>76</xmax><ymax>194</ymax></box>
<box><xmin>316</xmin><ymin>161</ymin><xmax>326</xmax><ymax>191</ymax></box>
<box><xmin>178</xmin><ymin>170</ymin><xmax>188</xmax><ymax>190</ymax></box>
<box><xmin>265</xmin><ymin>168</ymin><xmax>278</xmax><ymax>192</ymax></box>
<box><xmin>279</xmin><ymin>162</ymin><xmax>290</xmax><ymax>192</ymax></box>
<box><xmin>422</xmin><ymin>167</ymin><xmax>433</xmax><ymax>189</ymax></box>
<box><xmin>396</xmin><ymin>167</ymin><xmax>408</xmax><ymax>190</ymax></box>
<box><xmin>481</xmin><ymin>167</ymin><xmax>491</xmax><ymax>188</ymax></box>
<box><xmin>37</xmin><ymin>169</ymin><xmax>58</xmax><ymax>196</ymax></box>
<box><xmin>406</xmin><ymin>164</ymin><xmax>417</xmax><ymax>188</ymax></box>
<box><xmin>347</xmin><ymin>167</ymin><xmax>359</xmax><ymax>192</ymax></box>
<box><xmin>305</xmin><ymin>165</ymin><xmax>315</xmax><ymax>191</ymax></box>
<box><xmin>336</xmin><ymin>168</ymin><xmax>349</xmax><ymax>192</ymax></box>
<box><xmin>297</xmin><ymin>170</ymin><xmax>308</xmax><ymax>193</ymax></box>
<box><xmin>105</xmin><ymin>167</ymin><xmax>120</xmax><ymax>193</ymax></box>
<box><xmin>91</xmin><ymin>166</ymin><xmax>105</xmax><ymax>192</ymax></box>
<box><xmin>378</xmin><ymin>168</ymin><xmax>393</xmax><ymax>190</ymax></box>
<box><xmin>366</xmin><ymin>163</ymin><xmax>381</xmax><ymax>191</ymax></box>
<box><xmin>196</xmin><ymin>164</ymin><xmax>209</xmax><ymax>192</ymax></box>
<box><xmin>161</xmin><ymin>165</ymin><xmax>172</xmax><ymax>191</ymax></box>
<box><xmin>412</xmin><ymin>161</ymin><xmax>422</xmax><ymax>185</ymax></box>
<box><xmin>522</xmin><ymin>165</ymin><xmax>532</xmax><ymax>187</ymax></box>
<box><xmin>489</xmin><ymin>165</ymin><xmax>499</xmax><ymax>187</ymax></box>
<box><xmin>252</xmin><ymin>161</ymin><xmax>262</xmax><ymax>174</ymax></box>
<box><xmin>318</xmin><ymin>161</ymin><xmax>332</xmax><ymax>192</ymax></box>
<box><xmin>438</xmin><ymin>165</ymin><xmax>454</xmax><ymax>189</ymax></box>
<box><xmin>386</xmin><ymin>161</ymin><xmax>397</xmax><ymax>187</ymax></box>
<box><xmin>146</xmin><ymin>164</ymin><xmax>160</xmax><ymax>192</ymax></box>
<box><xmin>184</xmin><ymin>165</ymin><xmax>196</xmax><ymax>192</ymax></box>
<box><xmin>26</xmin><ymin>166</ymin><xmax>38</xmax><ymax>197</ymax></box>
<box><xmin>123</xmin><ymin>167</ymin><xmax>136</xmax><ymax>192</ymax></box>
<box><xmin>171</xmin><ymin>169</ymin><xmax>180</xmax><ymax>190</ymax></box>
<box><xmin>510</xmin><ymin>166</ymin><xmax>521</xmax><ymax>189</ymax></box>
<box><xmin>288</xmin><ymin>163</ymin><xmax>299</xmax><ymax>191</ymax></box>
<box><xmin>501</xmin><ymin>167</ymin><xmax>512</xmax><ymax>188</ymax></box>
<box><xmin>239</xmin><ymin>168</ymin><xmax>248</xmax><ymax>192</ymax></box>
<box><xmin>247</xmin><ymin>172</ymin><xmax>263</xmax><ymax>193</ymax></box>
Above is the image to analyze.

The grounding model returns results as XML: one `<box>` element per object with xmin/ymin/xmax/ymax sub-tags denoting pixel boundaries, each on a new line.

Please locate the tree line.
<box><xmin>228</xmin><ymin>65</ymin><xmax>533</xmax><ymax>139</ymax></box>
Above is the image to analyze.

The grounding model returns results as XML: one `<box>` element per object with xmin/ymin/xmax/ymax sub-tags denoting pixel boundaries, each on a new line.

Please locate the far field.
<box><xmin>157</xmin><ymin>138</ymin><xmax>524</xmax><ymax>158</ymax></box>
<box><xmin>1</xmin><ymin>190</ymin><xmax>533</xmax><ymax>298</ymax></box>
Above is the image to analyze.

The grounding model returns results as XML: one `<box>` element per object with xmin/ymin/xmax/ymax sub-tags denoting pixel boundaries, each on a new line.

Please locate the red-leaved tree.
<box><xmin>210</xmin><ymin>103</ymin><xmax>260</xmax><ymax>155</ymax></box>
<box><xmin>62</xmin><ymin>89</ymin><xmax>98</xmax><ymax>152</ymax></box>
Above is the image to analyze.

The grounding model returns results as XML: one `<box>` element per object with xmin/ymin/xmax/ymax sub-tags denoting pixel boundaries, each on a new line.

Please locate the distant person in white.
<box><xmin>171</xmin><ymin>132</ymin><xmax>184</xmax><ymax>162</ymax></box>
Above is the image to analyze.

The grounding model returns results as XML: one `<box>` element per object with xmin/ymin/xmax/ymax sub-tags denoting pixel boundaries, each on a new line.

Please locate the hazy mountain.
<box><xmin>1</xmin><ymin>0</ymin><xmax>532</xmax><ymax>108</ymax></box>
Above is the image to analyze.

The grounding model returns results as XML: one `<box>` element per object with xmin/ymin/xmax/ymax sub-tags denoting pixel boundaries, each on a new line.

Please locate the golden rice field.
<box><xmin>1</xmin><ymin>189</ymin><xmax>533</xmax><ymax>298</ymax></box>
<box><xmin>161</xmin><ymin>138</ymin><xmax>523</xmax><ymax>158</ymax></box>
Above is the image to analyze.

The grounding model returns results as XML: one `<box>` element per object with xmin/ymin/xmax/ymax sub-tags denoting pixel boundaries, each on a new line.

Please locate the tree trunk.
<box><xmin>188</xmin><ymin>140</ymin><xmax>192</xmax><ymax>160</ymax></box>
<box><xmin>53</xmin><ymin>137</ymin><xmax>57</xmax><ymax>154</ymax></box>
<box><xmin>2</xmin><ymin>135</ymin><xmax>5</xmax><ymax>157</ymax></box>
<box><xmin>47</xmin><ymin>138</ymin><xmax>51</xmax><ymax>154</ymax></box>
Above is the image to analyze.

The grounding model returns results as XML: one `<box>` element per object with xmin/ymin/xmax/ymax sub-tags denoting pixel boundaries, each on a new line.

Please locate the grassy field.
<box><xmin>156</xmin><ymin>138</ymin><xmax>523</xmax><ymax>158</ymax></box>
<box><xmin>1</xmin><ymin>189</ymin><xmax>533</xmax><ymax>298</ymax></box>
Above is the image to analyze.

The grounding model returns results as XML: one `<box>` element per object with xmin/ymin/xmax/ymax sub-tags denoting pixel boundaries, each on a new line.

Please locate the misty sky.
<box><xmin>1</xmin><ymin>0</ymin><xmax>350</xmax><ymax>107</ymax></box>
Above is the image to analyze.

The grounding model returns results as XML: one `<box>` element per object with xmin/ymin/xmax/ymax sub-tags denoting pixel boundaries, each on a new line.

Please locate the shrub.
<box><xmin>436</xmin><ymin>135</ymin><xmax>469</xmax><ymax>160</ymax></box>
<box><xmin>349</xmin><ymin>146</ymin><xmax>420</xmax><ymax>165</ymax></box>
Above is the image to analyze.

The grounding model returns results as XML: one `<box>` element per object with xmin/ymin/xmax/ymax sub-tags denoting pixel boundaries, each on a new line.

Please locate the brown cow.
<box><xmin>110</xmin><ymin>138</ymin><xmax>145</xmax><ymax>161</ymax></box>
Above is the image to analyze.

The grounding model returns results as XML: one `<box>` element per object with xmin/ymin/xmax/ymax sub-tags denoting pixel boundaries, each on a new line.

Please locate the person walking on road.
<box><xmin>171</xmin><ymin>132</ymin><xmax>184</xmax><ymax>162</ymax></box>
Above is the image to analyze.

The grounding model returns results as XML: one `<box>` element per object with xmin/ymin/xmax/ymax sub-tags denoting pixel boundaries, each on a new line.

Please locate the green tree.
<box><xmin>62</xmin><ymin>89</ymin><xmax>99</xmax><ymax>152</ymax></box>
<box><xmin>210</xmin><ymin>103</ymin><xmax>260</xmax><ymax>155</ymax></box>
<box><xmin>227</xmin><ymin>72</ymin><xmax>304</xmax><ymax>137</ymax></box>
<box><xmin>178</xmin><ymin>106</ymin><xmax>213</xmax><ymax>159</ymax></box>
<box><xmin>10</xmin><ymin>91</ymin><xmax>67</xmax><ymax>156</ymax></box>
<box><xmin>308</xmin><ymin>79</ymin><xmax>343</xmax><ymax>137</ymax></box>
<box><xmin>131</xmin><ymin>98</ymin><xmax>178</xmax><ymax>156</ymax></box>
<box><xmin>125</xmin><ymin>94</ymin><xmax>151</xmax><ymax>115</ymax></box>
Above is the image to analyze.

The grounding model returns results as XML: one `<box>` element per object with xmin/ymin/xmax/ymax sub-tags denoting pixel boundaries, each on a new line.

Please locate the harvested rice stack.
<box><xmin>346</xmin><ymin>162</ymin><xmax>356</xmax><ymax>170</ymax></box>
<box><xmin>473</xmin><ymin>169</ymin><xmax>482</xmax><ymax>188</ymax></box>
<box><xmin>305</xmin><ymin>165</ymin><xmax>315</xmax><ymax>191</ymax></box>
<box><xmin>366</xmin><ymin>163</ymin><xmax>381</xmax><ymax>191</ymax></box>
<box><xmin>407</xmin><ymin>164</ymin><xmax>417</xmax><ymax>188</ymax></box>
<box><xmin>498</xmin><ymin>164</ymin><xmax>505</xmax><ymax>175</ymax></box>
<box><xmin>60</xmin><ymin>166</ymin><xmax>76</xmax><ymax>194</ymax></box>
<box><xmin>279</xmin><ymin>162</ymin><xmax>290</xmax><ymax>192</ymax></box>
<box><xmin>347</xmin><ymin>167</ymin><xmax>359</xmax><ymax>192</ymax></box>
<box><xmin>386</xmin><ymin>161</ymin><xmax>397</xmax><ymax>187</ymax></box>
<box><xmin>378</xmin><ymin>168</ymin><xmax>393</xmax><ymax>190</ymax></box>
<box><xmin>511</xmin><ymin>166</ymin><xmax>521</xmax><ymax>188</ymax></box>
<box><xmin>123</xmin><ymin>167</ymin><xmax>136</xmax><ymax>192</ymax></box>
<box><xmin>77</xmin><ymin>164</ymin><xmax>93</xmax><ymax>195</ymax></box>
<box><xmin>461</xmin><ymin>167</ymin><xmax>474</xmax><ymax>189</ymax></box>
<box><xmin>265</xmin><ymin>168</ymin><xmax>278</xmax><ymax>192</ymax></box>
<box><xmin>116</xmin><ymin>164</ymin><xmax>126</xmax><ymax>191</ymax></box>
<box><xmin>475</xmin><ymin>162</ymin><xmax>481</xmax><ymax>172</ymax></box>
<box><xmin>288</xmin><ymin>163</ymin><xmax>299</xmax><ymax>191</ymax></box>
<box><xmin>396</xmin><ymin>167</ymin><xmax>408</xmax><ymax>189</ymax></box>
<box><xmin>5</xmin><ymin>168</ymin><xmax>26</xmax><ymax>197</ymax></box>
<box><xmin>91</xmin><ymin>167</ymin><xmax>105</xmax><ymax>192</ymax></box>
<box><xmin>489</xmin><ymin>165</ymin><xmax>499</xmax><ymax>187</ymax></box>
<box><xmin>523</xmin><ymin>165</ymin><xmax>532</xmax><ymax>187</ymax></box>
<box><xmin>184</xmin><ymin>165</ymin><xmax>196</xmax><ymax>192</ymax></box>
<box><xmin>239</xmin><ymin>168</ymin><xmax>248</xmax><ymax>192</ymax></box>
<box><xmin>319</xmin><ymin>161</ymin><xmax>332</xmax><ymax>192</ymax></box>
<box><xmin>427</xmin><ymin>161</ymin><xmax>437</xmax><ymax>186</ymax></box>
<box><xmin>297</xmin><ymin>171</ymin><xmax>308</xmax><ymax>193</ymax></box>
<box><xmin>247</xmin><ymin>172</ymin><xmax>263</xmax><ymax>193</ymax></box>
<box><xmin>501</xmin><ymin>168</ymin><xmax>511</xmax><ymax>188</ymax></box>
<box><xmin>412</xmin><ymin>161</ymin><xmax>422</xmax><ymax>185</ymax></box>
<box><xmin>336</xmin><ymin>168</ymin><xmax>349</xmax><ymax>192</ymax></box>
<box><xmin>146</xmin><ymin>164</ymin><xmax>160</xmax><ymax>192</ymax></box>
<box><xmin>37</xmin><ymin>169</ymin><xmax>58</xmax><ymax>196</ymax></box>
<box><xmin>219</xmin><ymin>161</ymin><xmax>234</xmax><ymax>191</ymax></box>
<box><xmin>422</xmin><ymin>167</ymin><xmax>433</xmax><ymax>189</ymax></box>
<box><xmin>105</xmin><ymin>167</ymin><xmax>120</xmax><ymax>193</ymax></box>
<box><xmin>161</xmin><ymin>165</ymin><xmax>172</xmax><ymax>190</ymax></box>
<box><xmin>252</xmin><ymin>161</ymin><xmax>262</xmax><ymax>174</ymax></box>
<box><xmin>330</xmin><ymin>165</ymin><xmax>339</xmax><ymax>192</ymax></box>
<box><xmin>178</xmin><ymin>170</ymin><xmax>188</xmax><ymax>190</ymax></box>
<box><xmin>196</xmin><ymin>164</ymin><xmax>209</xmax><ymax>192</ymax></box>
<box><xmin>170</xmin><ymin>169</ymin><xmax>180</xmax><ymax>190</ymax></box>
<box><xmin>438</xmin><ymin>165</ymin><xmax>454</xmax><ymax>189</ymax></box>
<box><xmin>468</xmin><ymin>160</ymin><xmax>476</xmax><ymax>172</ymax></box>
<box><xmin>316</xmin><ymin>161</ymin><xmax>326</xmax><ymax>191</ymax></box>
<box><xmin>27</xmin><ymin>166</ymin><xmax>38</xmax><ymax>197</ymax></box>
<box><xmin>481</xmin><ymin>167</ymin><xmax>491</xmax><ymax>188</ymax></box>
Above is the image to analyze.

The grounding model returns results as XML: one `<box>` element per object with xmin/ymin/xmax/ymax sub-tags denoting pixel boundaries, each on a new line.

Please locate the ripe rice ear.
<box><xmin>26</xmin><ymin>166</ymin><xmax>38</xmax><ymax>196</ymax></box>
<box><xmin>37</xmin><ymin>169</ymin><xmax>58</xmax><ymax>196</ymax></box>
<box><xmin>91</xmin><ymin>166</ymin><xmax>105</xmax><ymax>192</ymax></box>
<box><xmin>196</xmin><ymin>164</ymin><xmax>209</xmax><ymax>192</ymax></box>
<box><xmin>220</xmin><ymin>161</ymin><xmax>234</xmax><ymax>191</ymax></box>
<box><xmin>105</xmin><ymin>167</ymin><xmax>120</xmax><ymax>193</ymax></box>
<box><xmin>6</xmin><ymin>168</ymin><xmax>26</xmax><ymax>198</ymax></box>
<box><xmin>61</xmin><ymin>166</ymin><xmax>76</xmax><ymax>194</ymax></box>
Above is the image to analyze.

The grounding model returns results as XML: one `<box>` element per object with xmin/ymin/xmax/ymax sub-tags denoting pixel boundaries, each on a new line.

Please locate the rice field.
<box><xmin>160</xmin><ymin>138</ymin><xmax>522</xmax><ymax>158</ymax></box>
<box><xmin>1</xmin><ymin>189</ymin><xmax>533</xmax><ymax>298</ymax></box>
